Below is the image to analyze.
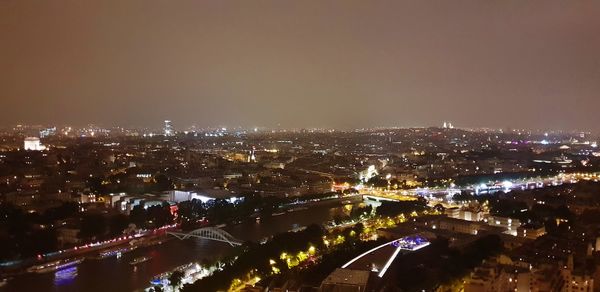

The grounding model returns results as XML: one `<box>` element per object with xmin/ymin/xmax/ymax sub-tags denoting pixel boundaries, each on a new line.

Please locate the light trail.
<box><xmin>342</xmin><ymin>235</ymin><xmax>430</xmax><ymax>275</ymax></box>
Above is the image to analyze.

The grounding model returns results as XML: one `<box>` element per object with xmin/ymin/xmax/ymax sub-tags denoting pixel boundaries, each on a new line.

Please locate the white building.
<box><xmin>164</xmin><ymin>120</ymin><xmax>174</xmax><ymax>136</ymax></box>
<box><xmin>23</xmin><ymin>137</ymin><xmax>46</xmax><ymax>151</ymax></box>
<box><xmin>161</xmin><ymin>189</ymin><xmax>242</xmax><ymax>204</ymax></box>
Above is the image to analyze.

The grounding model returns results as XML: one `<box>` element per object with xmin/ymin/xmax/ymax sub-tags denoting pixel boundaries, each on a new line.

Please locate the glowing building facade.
<box><xmin>24</xmin><ymin>137</ymin><xmax>46</xmax><ymax>151</ymax></box>
<box><xmin>164</xmin><ymin>120</ymin><xmax>174</xmax><ymax>136</ymax></box>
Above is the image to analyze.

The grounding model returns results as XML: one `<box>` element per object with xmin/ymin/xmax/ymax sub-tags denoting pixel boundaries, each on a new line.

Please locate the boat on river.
<box><xmin>27</xmin><ymin>258</ymin><xmax>84</xmax><ymax>274</ymax></box>
<box><xmin>90</xmin><ymin>245</ymin><xmax>137</xmax><ymax>260</ymax></box>
<box><xmin>129</xmin><ymin>256</ymin><xmax>152</xmax><ymax>265</ymax></box>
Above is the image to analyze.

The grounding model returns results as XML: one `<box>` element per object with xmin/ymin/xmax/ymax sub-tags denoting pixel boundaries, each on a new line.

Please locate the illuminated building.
<box><xmin>23</xmin><ymin>137</ymin><xmax>46</xmax><ymax>151</ymax></box>
<box><xmin>39</xmin><ymin>127</ymin><xmax>56</xmax><ymax>138</ymax></box>
<box><xmin>443</xmin><ymin>121</ymin><xmax>454</xmax><ymax>129</ymax></box>
<box><xmin>248</xmin><ymin>147</ymin><xmax>256</xmax><ymax>162</ymax></box>
<box><xmin>164</xmin><ymin>120</ymin><xmax>174</xmax><ymax>136</ymax></box>
<box><xmin>516</xmin><ymin>224</ymin><xmax>546</xmax><ymax>239</ymax></box>
<box><xmin>358</xmin><ymin>165</ymin><xmax>377</xmax><ymax>182</ymax></box>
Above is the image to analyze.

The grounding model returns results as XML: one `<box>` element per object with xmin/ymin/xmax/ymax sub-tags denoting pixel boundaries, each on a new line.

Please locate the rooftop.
<box><xmin>322</xmin><ymin>268</ymin><xmax>371</xmax><ymax>286</ymax></box>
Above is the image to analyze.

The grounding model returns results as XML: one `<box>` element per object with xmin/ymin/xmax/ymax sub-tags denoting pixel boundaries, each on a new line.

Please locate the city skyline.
<box><xmin>3</xmin><ymin>2</ymin><xmax>600</xmax><ymax>291</ymax></box>
<box><xmin>2</xmin><ymin>1</ymin><xmax>600</xmax><ymax>131</ymax></box>
<box><xmin>3</xmin><ymin>120</ymin><xmax>599</xmax><ymax>136</ymax></box>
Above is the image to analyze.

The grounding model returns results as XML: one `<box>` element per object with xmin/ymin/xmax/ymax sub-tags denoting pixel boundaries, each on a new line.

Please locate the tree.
<box><xmin>79</xmin><ymin>214</ymin><xmax>107</xmax><ymax>241</ymax></box>
<box><xmin>45</xmin><ymin>202</ymin><xmax>78</xmax><ymax>221</ymax></box>
<box><xmin>433</xmin><ymin>203</ymin><xmax>445</xmax><ymax>213</ymax></box>
<box><xmin>376</xmin><ymin>200</ymin><xmax>427</xmax><ymax>217</ymax></box>
<box><xmin>129</xmin><ymin>205</ymin><xmax>147</xmax><ymax>228</ymax></box>
<box><xmin>205</xmin><ymin>199</ymin><xmax>235</xmax><ymax>224</ymax></box>
<box><xmin>489</xmin><ymin>199</ymin><xmax>528</xmax><ymax>218</ymax></box>
<box><xmin>367</xmin><ymin>176</ymin><xmax>389</xmax><ymax>188</ymax></box>
<box><xmin>350</xmin><ymin>205</ymin><xmax>372</xmax><ymax>220</ymax></box>
<box><xmin>352</xmin><ymin>223</ymin><xmax>365</xmax><ymax>235</ymax></box>
<box><xmin>452</xmin><ymin>192</ymin><xmax>475</xmax><ymax>202</ymax></box>
<box><xmin>169</xmin><ymin>270</ymin><xmax>185</xmax><ymax>290</ymax></box>
<box><xmin>147</xmin><ymin>204</ymin><xmax>174</xmax><ymax>227</ymax></box>
<box><xmin>87</xmin><ymin>176</ymin><xmax>106</xmax><ymax>194</ymax></box>
<box><xmin>155</xmin><ymin>174</ymin><xmax>174</xmax><ymax>192</ymax></box>
<box><xmin>108</xmin><ymin>214</ymin><xmax>129</xmax><ymax>237</ymax></box>
<box><xmin>22</xmin><ymin>229</ymin><xmax>59</xmax><ymax>257</ymax></box>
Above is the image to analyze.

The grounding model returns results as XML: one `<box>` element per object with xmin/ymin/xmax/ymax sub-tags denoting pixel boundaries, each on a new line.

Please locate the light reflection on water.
<box><xmin>54</xmin><ymin>266</ymin><xmax>78</xmax><ymax>286</ymax></box>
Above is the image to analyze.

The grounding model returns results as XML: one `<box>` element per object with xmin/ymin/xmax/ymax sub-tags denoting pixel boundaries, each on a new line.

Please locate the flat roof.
<box><xmin>322</xmin><ymin>268</ymin><xmax>370</xmax><ymax>286</ymax></box>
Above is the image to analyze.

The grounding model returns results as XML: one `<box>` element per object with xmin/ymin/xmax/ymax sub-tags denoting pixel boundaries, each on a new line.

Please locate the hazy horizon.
<box><xmin>2</xmin><ymin>1</ymin><xmax>599</xmax><ymax>131</ymax></box>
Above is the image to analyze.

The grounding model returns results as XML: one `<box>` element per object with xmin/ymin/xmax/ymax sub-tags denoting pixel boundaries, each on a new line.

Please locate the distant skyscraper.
<box><xmin>164</xmin><ymin>120</ymin><xmax>174</xmax><ymax>136</ymax></box>
<box><xmin>248</xmin><ymin>146</ymin><xmax>256</xmax><ymax>162</ymax></box>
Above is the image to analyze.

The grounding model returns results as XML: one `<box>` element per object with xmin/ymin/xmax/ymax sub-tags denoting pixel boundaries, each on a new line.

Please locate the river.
<box><xmin>1</xmin><ymin>200</ymin><xmax>368</xmax><ymax>292</ymax></box>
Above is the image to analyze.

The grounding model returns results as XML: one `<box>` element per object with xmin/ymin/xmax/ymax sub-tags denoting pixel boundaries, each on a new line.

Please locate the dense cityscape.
<box><xmin>3</xmin><ymin>1</ymin><xmax>600</xmax><ymax>291</ymax></box>
<box><xmin>0</xmin><ymin>122</ymin><xmax>600</xmax><ymax>291</ymax></box>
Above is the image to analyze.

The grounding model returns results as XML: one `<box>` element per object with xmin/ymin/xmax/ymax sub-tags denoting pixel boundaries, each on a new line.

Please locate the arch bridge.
<box><xmin>167</xmin><ymin>227</ymin><xmax>243</xmax><ymax>246</ymax></box>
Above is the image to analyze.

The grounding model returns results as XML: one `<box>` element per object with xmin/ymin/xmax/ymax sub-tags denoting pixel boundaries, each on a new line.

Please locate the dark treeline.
<box><xmin>177</xmin><ymin>192</ymin><xmax>346</xmax><ymax>229</ymax></box>
<box><xmin>0</xmin><ymin>202</ymin><xmax>77</xmax><ymax>260</ymax></box>
<box><xmin>332</xmin><ymin>204</ymin><xmax>373</xmax><ymax>225</ymax></box>
<box><xmin>375</xmin><ymin>198</ymin><xmax>428</xmax><ymax>217</ymax></box>
<box><xmin>0</xmin><ymin>201</ymin><xmax>173</xmax><ymax>262</ymax></box>
<box><xmin>181</xmin><ymin>224</ymin><xmax>325</xmax><ymax>292</ymax></box>
<box><xmin>179</xmin><ymin>222</ymin><xmax>379</xmax><ymax>292</ymax></box>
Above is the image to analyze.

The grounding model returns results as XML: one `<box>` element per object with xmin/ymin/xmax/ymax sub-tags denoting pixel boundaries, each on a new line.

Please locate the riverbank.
<box><xmin>0</xmin><ymin>226</ymin><xmax>177</xmax><ymax>278</ymax></box>
<box><xmin>1</xmin><ymin>194</ymin><xmax>362</xmax><ymax>279</ymax></box>
<box><xmin>280</xmin><ymin>194</ymin><xmax>363</xmax><ymax>211</ymax></box>
<box><xmin>2</xmin><ymin>199</ymin><xmax>366</xmax><ymax>292</ymax></box>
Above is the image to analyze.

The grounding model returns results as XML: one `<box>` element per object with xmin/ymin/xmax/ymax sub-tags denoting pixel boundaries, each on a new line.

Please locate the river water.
<box><xmin>2</xmin><ymin>201</ymin><xmax>365</xmax><ymax>292</ymax></box>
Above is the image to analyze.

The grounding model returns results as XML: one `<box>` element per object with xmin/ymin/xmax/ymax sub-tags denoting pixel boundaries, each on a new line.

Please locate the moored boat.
<box><xmin>129</xmin><ymin>256</ymin><xmax>152</xmax><ymax>265</ymax></box>
<box><xmin>27</xmin><ymin>258</ymin><xmax>84</xmax><ymax>274</ymax></box>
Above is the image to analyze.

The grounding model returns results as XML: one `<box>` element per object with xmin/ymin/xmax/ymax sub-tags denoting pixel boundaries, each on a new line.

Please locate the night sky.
<box><xmin>1</xmin><ymin>1</ymin><xmax>599</xmax><ymax>131</ymax></box>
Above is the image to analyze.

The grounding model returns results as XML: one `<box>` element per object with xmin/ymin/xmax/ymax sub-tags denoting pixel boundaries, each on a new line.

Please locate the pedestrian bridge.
<box><xmin>167</xmin><ymin>227</ymin><xmax>243</xmax><ymax>247</ymax></box>
<box><xmin>341</xmin><ymin>235</ymin><xmax>430</xmax><ymax>278</ymax></box>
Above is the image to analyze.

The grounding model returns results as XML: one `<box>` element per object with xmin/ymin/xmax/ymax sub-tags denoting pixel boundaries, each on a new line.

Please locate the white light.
<box><xmin>378</xmin><ymin>246</ymin><xmax>403</xmax><ymax>278</ymax></box>
<box><xmin>502</xmin><ymin>181</ymin><xmax>514</xmax><ymax>189</ymax></box>
<box><xmin>342</xmin><ymin>240</ymin><xmax>396</xmax><ymax>269</ymax></box>
<box><xmin>24</xmin><ymin>137</ymin><xmax>45</xmax><ymax>151</ymax></box>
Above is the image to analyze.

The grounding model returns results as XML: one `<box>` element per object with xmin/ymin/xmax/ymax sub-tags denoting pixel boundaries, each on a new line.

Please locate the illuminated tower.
<box><xmin>249</xmin><ymin>147</ymin><xmax>256</xmax><ymax>162</ymax></box>
<box><xmin>164</xmin><ymin>120</ymin><xmax>174</xmax><ymax>136</ymax></box>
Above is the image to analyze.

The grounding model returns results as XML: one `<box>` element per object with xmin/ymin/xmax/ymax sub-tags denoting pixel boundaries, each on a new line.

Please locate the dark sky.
<box><xmin>1</xmin><ymin>1</ymin><xmax>599</xmax><ymax>131</ymax></box>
